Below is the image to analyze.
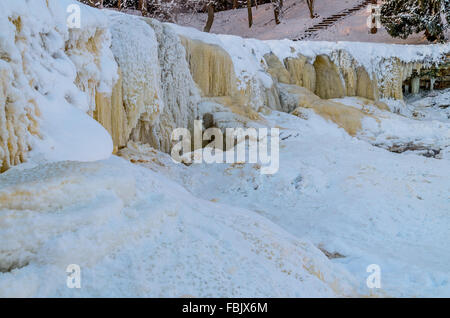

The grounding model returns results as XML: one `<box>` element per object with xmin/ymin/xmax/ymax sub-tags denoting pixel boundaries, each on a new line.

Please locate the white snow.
<box><xmin>406</xmin><ymin>89</ymin><xmax>450</xmax><ymax>122</ymax></box>
<box><xmin>159</xmin><ymin>108</ymin><xmax>450</xmax><ymax>297</ymax></box>
<box><xmin>335</xmin><ymin>96</ymin><xmax>450</xmax><ymax>156</ymax></box>
<box><xmin>266</xmin><ymin>40</ymin><xmax>450</xmax><ymax>72</ymax></box>
<box><xmin>0</xmin><ymin>1</ymin><xmax>449</xmax><ymax>298</ymax></box>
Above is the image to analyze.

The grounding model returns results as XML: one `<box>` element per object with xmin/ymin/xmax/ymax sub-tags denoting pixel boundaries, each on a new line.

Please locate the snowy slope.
<box><xmin>0</xmin><ymin>0</ymin><xmax>116</xmax><ymax>170</ymax></box>
<box><xmin>0</xmin><ymin>0</ymin><xmax>449</xmax><ymax>298</ymax></box>
<box><xmin>0</xmin><ymin>157</ymin><xmax>356</xmax><ymax>297</ymax></box>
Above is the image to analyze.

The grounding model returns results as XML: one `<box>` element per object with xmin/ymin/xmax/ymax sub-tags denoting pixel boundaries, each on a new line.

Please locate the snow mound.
<box><xmin>0</xmin><ymin>0</ymin><xmax>115</xmax><ymax>171</ymax></box>
<box><xmin>0</xmin><ymin>157</ymin><xmax>356</xmax><ymax>297</ymax></box>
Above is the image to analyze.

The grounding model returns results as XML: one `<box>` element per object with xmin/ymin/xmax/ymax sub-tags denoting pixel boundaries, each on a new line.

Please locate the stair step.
<box><xmin>293</xmin><ymin>1</ymin><xmax>372</xmax><ymax>41</ymax></box>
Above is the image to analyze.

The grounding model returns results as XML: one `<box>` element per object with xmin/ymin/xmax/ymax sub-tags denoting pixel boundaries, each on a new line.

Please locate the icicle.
<box><xmin>411</xmin><ymin>77</ymin><xmax>421</xmax><ymax>95</ymax></box>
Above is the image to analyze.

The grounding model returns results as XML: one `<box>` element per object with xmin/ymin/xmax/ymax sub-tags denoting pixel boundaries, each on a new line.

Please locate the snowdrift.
<box><xmin>0</xmin><ymin>157</ymin><xmax>357</xmax><ymax>297</ymax></box>
<box><xmin>0</xmin><ymin>0</ymin><xmax>115</xmax><ymax>171</ymax></box>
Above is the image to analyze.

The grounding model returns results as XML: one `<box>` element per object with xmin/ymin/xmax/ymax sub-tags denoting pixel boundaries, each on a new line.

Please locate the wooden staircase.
<box><xmin>293</xmin><ymin>0</ymin><xmax>374</xmax><ymax>41</ymax></box>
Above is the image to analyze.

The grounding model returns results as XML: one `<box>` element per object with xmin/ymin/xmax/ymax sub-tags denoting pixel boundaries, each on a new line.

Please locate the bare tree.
<box><xmin>306</xmin><ymin>0</ymin><xmax>315</xmax><ymax>19</ymax></box>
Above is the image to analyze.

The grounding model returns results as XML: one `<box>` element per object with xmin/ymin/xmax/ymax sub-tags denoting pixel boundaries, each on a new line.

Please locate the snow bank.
<box><xmin>336</xmin><ymin>96</ymin><xmax>450</xmax><ymax>155</ymax></box>
<box><xmin>0</xmin><ymin>3</ymin><xmax>449</xmax><ymax>298</ymax></box>
<box><xmin>0</xmin><ymin>157</ymin><xmax>356</xmax><ymax>297</ymax></box>
<box><xmin>107</xmin><ymin>12</ymin><xmax>163</xmax><ymax>137</ymax></box>
<box><xmin>0</xmin><ymin>0</ymin><xmax>115</xmax><ymax>171</ymax></box>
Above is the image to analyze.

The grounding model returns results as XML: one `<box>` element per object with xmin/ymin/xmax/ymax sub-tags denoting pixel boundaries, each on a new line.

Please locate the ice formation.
<box><xmin>94</xmin><ymin>69</ymin><xmax>128</xmax><ymax>151</ymax></box>
<box><xmin>313</xmin><ymin>55</ymin><xmax>346</xmax><ymax>99</ymax></box>
<box><xmin>0</xmin><ymin>157</ymin><xmax>356</xmax><ymax>297</ymax></box>
<box><xmin>0</xmin><ymin>0</ymin><xmax>449</xmax><ymax>298</ymax></box>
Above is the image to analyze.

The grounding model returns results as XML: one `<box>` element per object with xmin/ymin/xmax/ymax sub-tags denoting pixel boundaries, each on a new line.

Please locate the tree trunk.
<box><xmin>233</xmin><ymin>0</ymin><xmax>238</xmax><ymax>9</ymax></box>
<box><xmin>117</xmin><ymin>0</ymin><xmax>121</xmax><ymax>11</ymax></box>
<box><xmin>247</xmin><ymin>0</ymin><xmax>253</xmax><ymax>28</ymax></box>
<box><xmin>306</xmin><ymin>0</ymin><xmax>315</xmax><ymax>19</ymax></box>
<box><xmin>204</xmin><ymin>3</ymin><xmax>215</xmax><ymax>32</ymax></box>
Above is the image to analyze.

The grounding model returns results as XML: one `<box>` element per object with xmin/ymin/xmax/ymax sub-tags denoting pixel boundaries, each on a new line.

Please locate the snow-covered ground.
<box><xmin>0</xmin><ymin>157</ymin><xmax>356</xmax><ymax>297</ymax></box>
<box><xmin>118</xmin><ymin>90</ymin><xmax>450</xmax><ymax>297</ymax></box>
<box><xmin>405</xmin><ymin>89</ymin><xmax>450</xmax><ymax>122</ymax></box>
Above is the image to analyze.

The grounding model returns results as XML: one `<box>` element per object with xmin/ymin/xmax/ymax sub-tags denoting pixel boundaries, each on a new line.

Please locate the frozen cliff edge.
<box><xmin>1</xmin><ymin>0</ymin><xmax>449</xmax><ymax>169</ymax></box>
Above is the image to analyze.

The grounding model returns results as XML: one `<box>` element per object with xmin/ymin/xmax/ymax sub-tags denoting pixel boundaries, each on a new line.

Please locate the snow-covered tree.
<box><xmin>380</xmin><ymin>0</ymin><xmax>450</xmax><ymax>42</ymax></box>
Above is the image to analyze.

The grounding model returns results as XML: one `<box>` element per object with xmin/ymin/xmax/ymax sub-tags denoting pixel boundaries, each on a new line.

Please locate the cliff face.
<box><xmin>0</xmin><ymin>0</ymin><xmax>449</xmax><ymax>171</ymax></box>
<box><xmin>0</xmin><ymin>0</ymin><xmax>115</xmax><ymax>171</ymax></box>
